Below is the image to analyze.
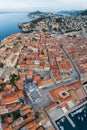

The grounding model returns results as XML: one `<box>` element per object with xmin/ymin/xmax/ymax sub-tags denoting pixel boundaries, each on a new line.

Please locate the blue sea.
<box><xmin>0</xmin><ymin>12</ymin><xmax>33</xmax><ymax>41</ymax></box>
<box><xmin>56</xmin><ymin>104</ymin><xmax>87</xmax><ymax>130</ymax></box>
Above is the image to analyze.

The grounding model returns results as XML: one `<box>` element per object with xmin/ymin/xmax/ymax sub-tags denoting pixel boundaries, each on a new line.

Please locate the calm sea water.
<box><xmin>56</xmin><ymin>104</ymin><xmax>87</xmax><ymax>130</ymax></box>
<box><xmin>0</xmin><ymin>12</ymin><xmax>33</xmax><ymax>41</ymax></box>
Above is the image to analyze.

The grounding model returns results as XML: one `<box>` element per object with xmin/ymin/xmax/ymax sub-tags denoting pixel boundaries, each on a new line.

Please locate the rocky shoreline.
<box><xmin>18</xmin><ymin>16</ymin><xmax>46</xmax><ymax>33</ymax></box>
<box><xmin>18</xmin><ymin>22</ymin><xmax>31</xmax><ymax>33</ymax></box>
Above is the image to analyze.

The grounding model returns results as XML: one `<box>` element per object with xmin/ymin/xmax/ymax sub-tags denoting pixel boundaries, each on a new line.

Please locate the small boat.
<box><xmin>60</xmin><ymin>126</ymin><xmax>64</xmax><ymax>130</ymax></box>
<box><xmin>71</xmin><ymin>113</ymin><xmax>74</xmax><ymax>117</ymax></box>
<box><xmin>84</xmin><ymin>110</ymin><xmax>86</xmax><ymax>113</ymax></box>
<box><xmin>61</xmin><ymin>118</ymin><xmax>65</xmax><ymax>122</ymax></box>
<box><xmin>78</xmin><ymin>116</ymin><xmax>80</xmax><ymax>120</ymax></box>
<box><xmin>57</xmin><ymin>122</ymin><xmax>60</xmax><ymax>125</ymax></box>
<box><xmin>84</xmin><ymin>114</ymin><xmax>86</xmax><ymax>117</ymax></box>
<box><xmin>81</xmin><ymin>116</ymin><xmax>83</xmax><ymax>121</ymax></box>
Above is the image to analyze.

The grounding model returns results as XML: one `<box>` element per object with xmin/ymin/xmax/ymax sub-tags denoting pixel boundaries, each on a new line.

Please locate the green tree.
<box><xmin>23</xmin><ymin>57</ymin><xmax>27</xmax><ymax>61</ymax></box>
<box><xmin>32</xmin><ymin>37</ymin><xmax>37</xmax><ymax>41</ymax></box>
<box><xmin>0</xmin><ymin>62</ymin><xmax>4</xmax><ymax>67</ymax></box>
<box><xmin>10</xmin><ymin>74</ymin><xmax>19</xmax><ymax>86</ymax></box>
<box><xmin>53</xmin><ymin>27</ymin><xmax>57</xmax><ymax>32</ymax></box>
<box><xmin>41</xmin><ymin>50</ymin><xmax>44</xmax><ymax>55</ymax></box>
<box><xmin>23</xmin><ymin>45</ymin><xmax>27</xmax><ymax>48</ymax></box>
<box><xmin>0</xmin><ymin>83</ymin><xmax>6</xmax><ymax>92</ymax></box>
<box><xmin>12</xmin><ymin>111</ymin><xmax>20</xmax><ymax>120</ymax></box>
<box><xmin>30</xmin><ymin>23</ymin><xmax>35</xmax><ymax>29</ymax></box>
<box><xmin>42</xmin><ymin>28</ymin><xmax>47</xmax><ymax>32</ymax></box>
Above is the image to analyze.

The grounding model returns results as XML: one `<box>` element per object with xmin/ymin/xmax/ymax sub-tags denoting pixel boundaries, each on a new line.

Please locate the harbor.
<box><xmin>56</xmin><ymin>101</ymin><xmax>87</xmax><ymax>130</ymax></box>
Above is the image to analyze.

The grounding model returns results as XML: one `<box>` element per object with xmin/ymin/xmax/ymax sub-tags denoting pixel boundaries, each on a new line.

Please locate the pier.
<box><xmin>55</xmin><ymin>113</ymin><xmax>76</xmax><ymax>128</ymax></box>
<box><xmin>55</xmin><ymin>100</ymin><xmax>87</xmax><ymax>129</ymax></box>
<box><xmin>66</xmin><ymin>114</ymin><xmax>75</xmax><ymax>127</ymax></box>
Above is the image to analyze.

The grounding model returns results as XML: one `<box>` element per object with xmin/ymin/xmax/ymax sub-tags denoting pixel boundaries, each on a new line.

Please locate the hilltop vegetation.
<box><xmin>57</xmin><ymin>10</ymin><xmax>82</xmax><ymax>15</ymax></box>
<box><xmin>79</xmin><ymin>10</ymin><xmax>87</xmax><ymax>15</ymax></box>
<box><xmin>28</xmin><ymin>11</ymin><xmax>49</xmax><ymax>18</ymax></box>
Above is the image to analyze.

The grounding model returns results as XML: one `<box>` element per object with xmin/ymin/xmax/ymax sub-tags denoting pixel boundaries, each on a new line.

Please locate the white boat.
<box><xmin>61</xmin><ymin>118</ymin><xmax>65</xmax><ymax>122</ymax></box>
<box><xmin>84</xmin><ymin>110</ymin><xmax>86</xmax><ymax>113</ymax></box>
<box><xmin>57</xmin><ymin>122</ymin><xmax>60</xmax><ymax>125</ymax></box>
<box><xmin>84</xmin><ymin>114</ymin><xmax>86</xmax><ymax>117</ymax></box>
<box><xmin>81</xmin><ymin>116</ymin><xmax>83</xmax><ymax>121</ymax></box>
<box><xmin>78</xmin><ymin>116</ymin><xmax>80</xmax><ymax>120</ymax></box>
<box><xmin>71</xmin><ymin>113</ymin><xmax>74</xmax><ymax>117</ymax></box>
<box><xmin>60</xmin><ymin>126</ymin><xmax>64</xmax><ymax>130</ymax></box>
